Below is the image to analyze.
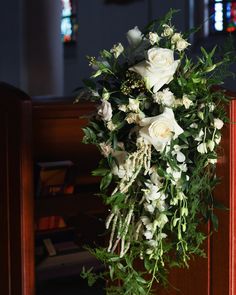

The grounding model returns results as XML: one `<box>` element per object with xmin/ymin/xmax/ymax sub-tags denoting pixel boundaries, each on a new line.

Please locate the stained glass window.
<box><xmin>210</xmin><ymin>0</ymin><xmax>236</xmax><ymax>33</ymax></box>
<box><xmin>61</xmin><ymin>0</ymin><xmax>78</xmax><ymax>43</ymax></box>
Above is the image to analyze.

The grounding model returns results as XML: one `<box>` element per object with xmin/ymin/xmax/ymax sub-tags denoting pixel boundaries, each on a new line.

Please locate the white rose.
<box><xmin>98</xmin><ymin>100</ymin><xmax>113</xmax><ymax>121</ymax></box>
<box><xmin>110</xmin><ymin>42</ymin><xmax>124</xmax><ymax>58</ymax></box>
<box><xmin>171</xmin><ymin>33</ymin><xmax>182</xmax><ymax>44</ymax></box>
<box><xmin>161</xmin><ymin>24</ymin><xmax>174</xmax><ymax>37</ymax></box>
<box><xmin>149</xmin><ymin>32</ymin><xmax>160</xmax><ymax>45</ymax></box>
<box><xmin>214</xmin><ymin>118</ymin><xmax>224</xmax><ymax>129</ymax></box>
<box><xmin>153</xmin><ymin>88</ymin><xmax>175</xmax><ymax>107</ymax></box>
<box><xmin>127</xmin><ymin>26</ymin><xmax>143</xmax><ymax>47</ymax></box>
<box><xmin>182</xmin><ymin>95</ymin><xmax>193</xmax><ymax>109</ymax></box>
<box><xmin>130</xmin><ymin>47</ymin><xmax>179</xmax><ymax>93</ymax></box>
<box><xmin>139</xmin><ymin>108</ymin><xmax>184</xmax><ymax>152</ymax></box>
<box><xmin>176</xmin><ymin>38</ymin><xmax>190</xmax><ymax>52</ymax></box>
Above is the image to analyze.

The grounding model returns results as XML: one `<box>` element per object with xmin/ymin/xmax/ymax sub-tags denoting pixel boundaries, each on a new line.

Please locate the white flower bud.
<box><xmin>214</xmin><ymin>118</ymin><xmax>224</xmax><ymax>130</ymax></box>
<box><xmin>110</xmin><ymin>43</ymin><xmax>124</xmax><ymax>58</ymax></box>
<box><xmin>198</xmin><ymin>111</ymin><xmax>204</xmax><ymax>120</ymax></box>
<box><xmin>207</xmin><ymin>140</ymin><xmax>215</xmax><ymax>151</ymax></box>
<box><xmin>161</xmin><ymin>24</ymin><xmax>174</xmax><ymax>37</ymax></box>
<box><xmin>197</xmin><ymin>142</ymin><xmax>208</xmax><ymax>154</ymax></box>
<box><xmin>149</xmin><ymin>32</ymin><xmax>160</xmax><ymax>45</ymax></box>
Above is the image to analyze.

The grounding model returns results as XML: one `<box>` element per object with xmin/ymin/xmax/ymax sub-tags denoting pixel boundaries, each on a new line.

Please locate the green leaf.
<box><xmin>83</xmin><ymin>78</ymin><xmax>96</xmax><ymax>90</ymax></box>
<box><xmin>100</xmin><ymin>172</ymin><xmax>113</xmax><ymax>191</ymax></box>
<box><xmin>211</xmin><ymin>213</ymin><xmax>219</xmax><ymax>231</ymax></box>
<box><xmin>92</xmin><ymin>168</ymin><xmax>110</xmax><ymax>176</ymax></box>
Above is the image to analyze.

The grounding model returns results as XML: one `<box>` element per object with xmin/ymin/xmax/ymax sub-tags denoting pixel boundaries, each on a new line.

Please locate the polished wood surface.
<box><xmin>0</xmin><ymin>83</ymin><xmax>34</xmax><ymax>295</ymax></box>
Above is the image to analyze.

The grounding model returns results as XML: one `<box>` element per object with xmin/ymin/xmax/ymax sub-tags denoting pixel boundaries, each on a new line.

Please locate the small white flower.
<box><xmin>207</xmin><ymin>140</ymin><xmax>215</xmax><ymax>151</ymax></box>
<box><xmin>156</xmin><ymin>214</ymin><xmax>168</xmax><ymax>228</ymax></box>
<box><xmin>118</xmin><ymin>104</ymin><xmax>128</xmax><ymax>112</ymax></box>
<box><xmin>98</xmin><ymin>100</ymin><xmax>113</xmax><ymax>121</ymax></box>
<box><xmin>153</xmin><ymin>88</ymin><xmax>175</xmax><ymax>107</ymax></box>
<box><xmin>195</xmin><ymin>129</ymin><xmax>204</xmax><ymax>141</ymax></box>
<box><xmin>147</xmin><ymin>240</ymin><xmax>158</xmax><ymax>247</ymax></box>
<box><xmin>127</xmin><ymin>26</ymin><xmax>143</xmax><ymax>47</ymax></box>
<box><xmin>174</xmin><ymin>99</ymin><xmax>183</xmax><ymax>107</ymax></box>
<box><xmin>149</xmin><ymin>32</ymin><xmax>161</xmax><ymax>45</ymax></box>
<box><xmin>110</xmin><ymin>43</ymin><xmax>124</xmax><ymax>58</ymax></box>
<box><xmin>112</xmin><ymin>164</ymin><xmax>126</xmax><ymax>178</ymax></box>
<box><xmin>182</xmin><ymin>95</ymin><xmax>193</xmax><ymax>109</ymax></box>
<box><xmin>179</xmin><ymin>163</ymin><xmax>188</xmax><ymax>172</ymax></box>
<box><xmin>126</xmin><ymin>112</ymin><xmax>145</xmax><ymax>124</ymax></box>
<box><xmin>207</xmin><ymin>158</ymin><xmax>217</xmax><ymax>165</ymax></box>
<box><xmin>155</xmin><ymin>199</ymin><xmax>166</xmax><ymax>212</ymax></box>
<box><xmin>214</xmin><ymin>118</ymin><xmax>224</xmax><ymax>130</ymax></box>
<box><xmin>157</xmin><ymin>233</ymin><xmax>167</xmax><ymax>240</ymax></box>
<box><xmin>140</xmin><ymin>216</ymin><xmax>151</xmax><ymax>225</ymax></box>
<box><xmin>215</xmin><ymin>134</ymin><xmax>222</xmax><ymax>144</ymax></box>
<box><xmin>107</xmin><ymin>121</ymin><xmax>116</xmax><ymax>131</ymax></box>
<box><xmin>99</xmin><ymin>142</ymin><xmax>113</xmax><ymax>157</ymax></box>
<box><xmin>171</xmin><ymin>33</ymin><xmax>182</xmax><ymax>44</ymax></box>
<box><xmin>161</xmin><ymin>24</ymin><xmax>174</xmax><ymax>37</ymax></box>
<box><xmin>176</xmin><ymin>38</ymin><xmax>190</xmax><ymax>52</ymax></box>
<box><xmin>143</xmin><ymin>230</ymin><xmax>153</xmax><ymax>240</ymax></box>
<box><xmin>144</xmin><ymin>202</ymin><xmax>155</xmax><ymax>213</ymax></box>
<box><xmin>197</xmin><ymin>142</ymin><xmax>208</xmax><ymax>154</ymax></box>
<box><xmin>208</xmin><ymin>102</ymin><xmax>216</xmax><ymax>112</ymax></box>
<box><xmin>128</xmin><ymin>98</ymin><xmax>140</xmax><ymax>113</ymax></box>
<box><xmin>190</xmin><ymin>123</ymin><xmax>198</xmax><ymax>129</ymax></box>
<box><xmin>172</xmin><ymin>145</ymin><xmax>186</xmax><ymax>162</ymax></box>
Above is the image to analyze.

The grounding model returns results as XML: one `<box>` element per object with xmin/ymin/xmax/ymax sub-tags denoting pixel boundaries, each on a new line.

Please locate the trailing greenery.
<box><xmin>79</xmin><ymin>10</ymin><xmax>234</xmax><ymax>295</ymax></box>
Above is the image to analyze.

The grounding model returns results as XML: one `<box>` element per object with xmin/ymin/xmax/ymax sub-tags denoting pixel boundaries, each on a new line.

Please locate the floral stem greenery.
<box><xmin>79</xmin><ymin>10</ymin><xmax>234</xmax><ymax>295</ymax></box>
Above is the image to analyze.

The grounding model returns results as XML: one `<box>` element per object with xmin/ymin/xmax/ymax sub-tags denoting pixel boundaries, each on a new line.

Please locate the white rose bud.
<box><xmin>149</xmin><ymin>32</ymin><xmax>161</xmax><ymax>45</ymax></box>
<box><xmin>127</xmin><ymin>26</ymin><xmax>143</xmax><ymax>47</ymax></box>
<box><xmin>214</xmin><ymin>118</ymin><xmax>224</xmax><ymax>130</ymax></box>
<box><xmin>171</xmin><ymin>33</ymin><xmax>182</xmax><ymax>44</ymax></box>
<box><xmin>161</xmin><ymin>24</ymin><xmax>174</xmax><ymax>37</ymax></box>
<box><xmin>98</xmin><ymin>100</ymin><xmax>113</xmax><ymax>121</ymax></box>
<box><xmin>110</xmin><ymin>42</ymin><xmax>124</xmax><ymax>59</ymax></box>
<box><xmin>176</xmin><ymin>38</ymin><xmax>190</xmax><ymax>52</ymax></box>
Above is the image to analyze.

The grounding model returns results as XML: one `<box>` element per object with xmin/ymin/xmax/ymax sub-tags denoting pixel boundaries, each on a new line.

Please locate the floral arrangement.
<box><xmin>80</xmin><ymin>10</ymin><xmax>232</xmax><ymax>295</ymax></box>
